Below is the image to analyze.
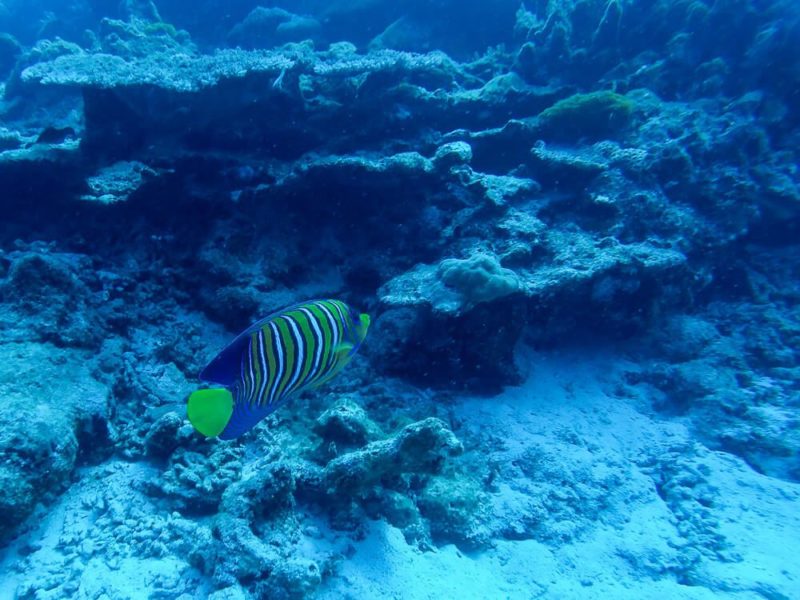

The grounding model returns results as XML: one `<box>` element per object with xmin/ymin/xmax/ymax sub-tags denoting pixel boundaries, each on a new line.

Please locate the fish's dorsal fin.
<box><xmin>199</xmin><ymin>300</ymin><xmax>324</xmax><ymax>385</ymax></box>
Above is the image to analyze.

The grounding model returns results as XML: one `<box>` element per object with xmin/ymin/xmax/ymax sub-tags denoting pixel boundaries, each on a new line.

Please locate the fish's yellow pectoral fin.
<box><xmin>334</xmin><ymin>342</ymin><xmax>354</xmax><ymax>356</ymax></box>
<box><xmin>358</xmin><ymin>313</ymin><xmax>370</xmax><ymax>337</ymax></box>
<box><xmin>187</xmin><ymin>388</ymin><xmax>234</xmax><ymax>437</ymax></box>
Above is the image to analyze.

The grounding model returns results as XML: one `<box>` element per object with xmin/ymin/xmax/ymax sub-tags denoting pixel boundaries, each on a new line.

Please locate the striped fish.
<box><xmin>187</xmin><ymin>299</ymin><xmax>370</xmax><ymax>440</ymax></box>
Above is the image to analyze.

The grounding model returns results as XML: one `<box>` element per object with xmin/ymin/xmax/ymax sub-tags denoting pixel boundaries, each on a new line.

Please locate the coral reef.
<box><xmin>0</xmin><ymin>0</ymin><xmax>797</xmax><ymax>597</ymax></box>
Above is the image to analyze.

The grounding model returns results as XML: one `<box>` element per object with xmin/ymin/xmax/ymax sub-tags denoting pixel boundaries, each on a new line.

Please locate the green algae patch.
<box><xmin>536</xmin><ymin>91</ymin><xmax>635</xmax><ymax>142</ymax></box>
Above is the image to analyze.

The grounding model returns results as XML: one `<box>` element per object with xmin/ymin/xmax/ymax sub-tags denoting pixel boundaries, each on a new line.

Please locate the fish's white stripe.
<box><xmin>312</xmin><ymin>302</ymin><xmax>341</xmax><ymax>385</ymax></box>
<box><xmin>267</xmin><ymin>321</ymin><xmax>284</xmax><ymax>405</ymax></box>
<box><xmin>317</xmin><ymin>302</ymin><xmax>339</xmax><ymax>353</ymax></box>
<box><xmin>284</xmin><ymin>316</ymin><xmax>305</xmax><ymax>395</ymax></box>
<box><xmin>247</xmin><ymin>335</ymin><xmax>256</xmax><ymax>402</ymax></box>
<box><xmin>331</xmin><ymin>300</ymin><xmax>347</xmax><ymax>328</ymax></box>
<box><xmin>240</xmin><ymin>354</ymin><xmax>249</xmax><ymax>401</ymax></box>
<box><xmin>256</xmin><ymin>329</ymin><xmax>269</xmax><ymax>407</ymax></box>
<box><xmin>332</xmin><ymin>300</ymin><xmax>354</xmax><ymax>345</ymax></box>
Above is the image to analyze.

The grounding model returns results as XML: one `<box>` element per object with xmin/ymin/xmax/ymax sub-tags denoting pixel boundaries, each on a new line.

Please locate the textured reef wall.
<box><xmin>0</xmin><ymin>0</ymin><xmax>798</xmax><ymax>598</ymax></box>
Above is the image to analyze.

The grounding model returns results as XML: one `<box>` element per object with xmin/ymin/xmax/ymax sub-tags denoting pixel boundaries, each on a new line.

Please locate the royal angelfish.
<box><xmin>188</xmin><ymin>299</ymin><xmax>370</xmax><ymax>440</ymax></box>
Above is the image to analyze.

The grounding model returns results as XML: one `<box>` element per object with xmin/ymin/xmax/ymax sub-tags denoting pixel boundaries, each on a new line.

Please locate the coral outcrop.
<box><xmin>0</xmin><ymin>343</ymin><xmax>110</xmax><ymax>539</ymax></box>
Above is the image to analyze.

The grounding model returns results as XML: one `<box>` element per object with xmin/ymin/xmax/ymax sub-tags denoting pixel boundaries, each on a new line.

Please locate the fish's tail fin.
<box><xmin>187</xmin><ymin>388</ymin><xmax>234</xmax><ymax>437</ymax></box>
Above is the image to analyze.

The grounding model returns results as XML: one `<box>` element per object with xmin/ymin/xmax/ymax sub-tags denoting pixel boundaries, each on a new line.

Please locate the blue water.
<box><xmin>0</xmin><ymin>1</ymin><xmax>798</xmax><ymax>598</ymax></box>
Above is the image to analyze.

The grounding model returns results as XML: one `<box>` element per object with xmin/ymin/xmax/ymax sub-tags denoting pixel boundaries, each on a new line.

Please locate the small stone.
<box><xmin>433</xmin><ymin>141</ymin><xmax>472</xmax><ymax>170</ymax></box>
<box><xmin>314</xmin><ymin>398</ymin><xmax>381</xmax><ymax>446</ymax></box>
<box><xmin>302</xmin><ymin>525</ymin><xmax>322</xmax><ymax>539</ymax></box>
<box><xmin>78</xmin><ymin>539</ymin><xmax>95</xmax><ymax>560</ymax></box>
<box><xmin>145</xmin><ymin>412</ymin><xmax>183</xmax><ymax>459</ymax></box>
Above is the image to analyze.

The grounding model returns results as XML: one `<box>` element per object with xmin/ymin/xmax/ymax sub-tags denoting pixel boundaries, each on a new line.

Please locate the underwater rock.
<box><xmin>144</xmin><ymin>411</ymin><xmax>185</xmax><ymax>459</ymax></box>
<box><xmin>20</xmin><ymin>38</ymin><xmax>489</xmax><ymax>172</ymax></box>
<box><xmin>97</xmin><ymin>15</ymin><xmax>195</xmax><ymax>58</ymax></box>
<box><xmin>220</xmin><ymin>459</ymin><xmax>295</xmax><ymax>521</ymax></box>
<box><xmin>372</xmin><ymin>489</ymin><xmax>431</xmax><ymax>546</ymax></box>
<box><xmin>650</xmin><ymin>315</ymin><xmax>725</xmax><ymax>364</ymax></box>
<box><xmin>469</xmin><ymin>172</ymin><xmax>540</xmax><ymax>207</ymax></box>
<box><xmin>382</xmin><ymin>233</ymin><xmax>685</xmax><ymax>328</ymax></box>
<box><xmin>213</xmin><ymin>514</ymin><xmax>277</xmax><ymax>586</ymax></box>
<box><xmin>432</xmin><ymin>141</ymin><xmax>472</xmax><ymax>171</ymax></box>
<box><xmin>445</xmin><ymin>119</ymin><xmax>540</xmax><ymax>173</ymax></box>
<box><xmin>369</xmin><ymin>16</ymin><xmax>431</xmax><ymax>54</ymax></box>
<box><xmin>364</xmin><ymin>307</ymin><xmax>425</xmax><ymax>378</ymax></box>
<box><xmin>3</xmin><ymin>251</ymin><xmax>82</xmax><ymax>299</ymax></box>
<box><xmin>81</xmin><ymin>160</ymin><xmax>158</xmax><ymax>204</ymax></box>
<box><xmin>3</xmin><ymin>37</ymin><xmax>84</xmax><ymax>99</ymax></box>
<box><xmin>511</xmin><ymin>0</ymin><xmax>800</xmax><ymax>118</ymax></box>
<box><xmin>417</xmin><ymin>473</ymin><xmax>492</xmax><ymax>549</ymax></box>
<box><xmin>212</xmin><ymin>460</ymin><xmax>325</xmax><ymax>598</ymax></box>
<box><xmin>0</xmin><ymin>99</ymin><xmax>82</xmax><ymax>173</ymax></box>
<box><xmin>633</xmin><ymin>279</ymin><xmax>800</xmax><ymax>482</ymax></box>
<box><xmin>529</xmin><ymin>141</ymin><xmax>608</xmax><ymax>187</ymax></box>
<box><xmin>113</xmin><ymin>355</ymin><xmax>197</xmax><ymax>458</ymax></box>
<box><xmin>21</xmin><ymin>41</ymin><xmax>461</xmax><ymax>94</ymax></box>
<box><xmin>0</xmin><ymin>343</ymin><xmax>110</xmax><ymax>541</ymax></box>
<box><xmin>0</xmin><ymin>249</ymin><xmax>108</xmax><ymax>348</ymax></box>
<box><xmin>369</xmin><ymin>298</ymin><xmax>526</xmax><ymax>391</ymax></box>
<box><xmin>208</xmin><ymin>587</ymin><xmax>247</xmax><ymax>600</ymax></box>
<box><xmin>0</xmin><ymin>460</ymin><xmax>218</xmax><ymax>596</ymax></box>
<box><xmin>261</xmin><ymin>558</ymin><xmax>322</xmax><ymax>600</ymax></box>
<box><xmin>294</xmin><ymin>151</ymin><xmax>434</xmax><ymax>186</ymax></box>
<box><xmin>293</xmin><ymin>413</ymin><xmax>483</xmax><ymax>552</ymax></box>
<box><xmin>380</xmin><ymin>253</ymin><xmax>522</xmax><ymax>315</ymax></box>
<box><xmin>149</xmin><ymin>444</ymin><xmax>244</xmax><ymax>514</ymax></box>
<box><xmin>378</xmin><ymin>253</ymin><xmax>526</xmax><ymax>391</ymax></box>
<box><xmin>0</xmin><ymin>127</ymin><xmax>23</xmax><ymax>152</ymax></box>
<box><xmin>316</xmin><ymin>417</ymin><xmax>463</xmax><ymax>497</ymax></box>
<box><xmin>313</xmin><ymin>397</ymin><xmax>383</xmax><ymax>448</ymax></box>
<box><xmin>438</xmin><ymin>254</ymin><xmax>523</xmax><ymax>310</ymax></box>
<box><xmin>638</xmin><ymin>445</ymin><xmax>728</xmax><ymax>578</ymax></box>
<box><xmin>228</xmin><ymin>7</ymin><xmax>320</xmax><ymax>49</ymax></box>
<box><xmin>621</xmin><ymin>88</ymin><xmax>792</xmax><ymax>246</ymax></box>
<box><xmin>493</xmin><ymin>438</ymin><xmax>632</xmax><ymax>545</ymax></box>
<box><xmin>386</xmin><ymin>74</ymin><xmax>561</xmax><ymax>140</ymax></box>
